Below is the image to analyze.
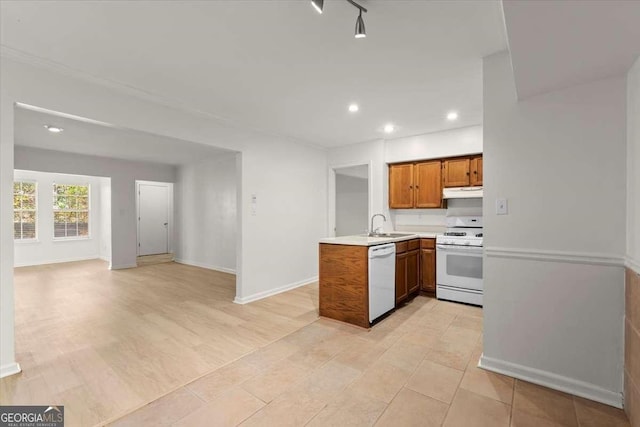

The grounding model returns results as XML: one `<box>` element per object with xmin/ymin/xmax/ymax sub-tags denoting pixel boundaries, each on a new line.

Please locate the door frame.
<box><xmin>135</xmin><ymin>180</ymin><xmax>174</xmax><ymax>256</ymax></box>
<box><xmin>328</xmin><ymin>162</ymin><xmax>372</xmax><ymax>237</ymax></box>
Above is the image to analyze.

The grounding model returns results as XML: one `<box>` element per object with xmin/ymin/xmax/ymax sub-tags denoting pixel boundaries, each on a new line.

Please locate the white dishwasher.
<box><xmin>368</xmin><ymin>243</ymin><xmax>396</xmax><ymax>323</ymax></box>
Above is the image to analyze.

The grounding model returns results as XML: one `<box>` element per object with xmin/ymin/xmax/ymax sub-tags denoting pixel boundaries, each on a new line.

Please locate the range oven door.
<box><xmin>436</xmin><ymin>244</ymin><xmax>483</xmax><ymax>291</ymax></box>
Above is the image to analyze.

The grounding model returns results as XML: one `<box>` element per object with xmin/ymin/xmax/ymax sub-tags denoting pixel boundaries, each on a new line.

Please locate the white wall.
<box><xmin>0</xmin><ymin>56</ymin><xmax>328</xmax><ymax>374</ymax></box>
<box><xmin>628</xmin><ymin>57</ymin><xmax>640</xmax><ymax>272</ymax></box>
<box><xmin>175</xmin><ymin>153</ymin><xmax>237</xmax><ymax>273</ymax></box>
<box><xmin>13</xmin><ymin>170</ymin><xmax>104</xmax><ymax>267</ymax></box>
<box><xmin>14</xmin><ymin>146</ymin><xmax>176</xmax><ymax>270</ymax></box>
<box><xmin>99</xmin><ymin>178</ymin><xmax>111</xmax><ymax>262</ymax></box>
<box><xmin>335</xmin><ymin>173</ymin><xmax>368</xmax><ymax>236</ymax></box>
<box><xmin>481</xmin><ymin>51</ymin><xmax>627</xmax><ymax>407</ymax></box>
<box><xmin>385</xmin><ymin>125</ymin><xmax>483</xmax><ymax>164</ymax></box>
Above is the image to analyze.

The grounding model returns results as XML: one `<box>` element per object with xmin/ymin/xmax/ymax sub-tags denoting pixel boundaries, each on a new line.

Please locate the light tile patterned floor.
<box><xmin>2</xmin><ymin>260</ymin><xmax>631</xmax><ymax>426</ymax></box>
<box><xmin>112</xmin><ymin>293</ymin><xmax>631</xmax><ymax>427</ymax></box>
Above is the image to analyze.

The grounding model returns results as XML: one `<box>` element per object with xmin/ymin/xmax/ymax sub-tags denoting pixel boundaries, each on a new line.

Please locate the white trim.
<box><xmin>0</xmin><ymin>362</ymin><xmax>21</xmax><ymax>378</ymax></box>
<box><xmin>233</xmin><ymin>276</ymin><xmax>318</xmax><ymax>305</ymax></box>
<box><xmin>625</xmin><ymin>256</ymin><xmax>640</xmax><ymax>275</ymax></box>
<box><xmin>485</xmin><ymin>247</ymin><xmax>624</xmax><ymax>267</ymax></box>
<box><xmin>14</xmin><ymin>255</ymin><xmax>100</xmax><ymax>268</ymax></box>
<box><xmin>479</xmin><ymin>354</ymin><xmax>623</xmax><ymax>408</ymax></box>
<box><xmin>109</xmin><ymin>263</ymin><xmax>138</xmax><ymax>270</ymax></box>
<box><xmin>174</xmin><ymin>258</ymin><xmax>236</xmax><ymax>274</ymax></box>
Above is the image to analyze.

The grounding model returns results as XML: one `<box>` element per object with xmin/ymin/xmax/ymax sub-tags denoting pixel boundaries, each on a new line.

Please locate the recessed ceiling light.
<box><xmin>44</xmin><ymin>125</ymin><xmax>64</xmax><ymax>133</ymax></box>
<box><xmin>447</xmin><ymin>111</ymin><xmax>459</xmax><ymax>121</ymax></box>
<box><xmin>348</xmin><ymin>103</ymin><xmax>359</xmax><ymax>113</ymax></box>
<box><xmin>383</xmin><ymin>124</ymin><xmax>395</xmax><ymax>134</ymax></box>
<box><xmin>311</xmin><ymin>0</ymin><xmax>323</xmax><ymax>14</ymax></box>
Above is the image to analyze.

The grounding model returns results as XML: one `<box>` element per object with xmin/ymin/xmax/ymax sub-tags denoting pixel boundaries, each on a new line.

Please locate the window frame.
<box><xmin>13</xmin><ymin>180</ymin><xmax>38</xmax><ymax>242</ymax></box>
<box><xmin>52</xmin><ymin>183</ymin><xmax>91</xmax><ymax>241</ymax></box>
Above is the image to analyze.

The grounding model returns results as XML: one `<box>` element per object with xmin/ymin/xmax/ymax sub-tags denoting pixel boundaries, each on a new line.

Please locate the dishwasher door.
<box><xmin>368</xmin><ymin>243</ymin><xmax>396</xmax><ymax>323</ymax></box>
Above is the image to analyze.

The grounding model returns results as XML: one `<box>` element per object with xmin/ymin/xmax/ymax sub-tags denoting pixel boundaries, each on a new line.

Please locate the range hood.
<box><xmin>443</xmin><ymin>186</ymin><xmax>483</xmax><ymax>199</ymax></box>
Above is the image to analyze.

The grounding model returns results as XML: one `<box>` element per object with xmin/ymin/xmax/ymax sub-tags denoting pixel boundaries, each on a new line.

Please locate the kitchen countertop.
<box><xmin>319</xmin><ymin>231</ymin><xmax>440</xmax><ymax>246</ymax></box>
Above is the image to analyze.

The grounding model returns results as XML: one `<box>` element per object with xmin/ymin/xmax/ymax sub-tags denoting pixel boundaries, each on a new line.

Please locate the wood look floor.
<box><xmin>1</xmin><ymin>260</ymin><xmax>318</xmax><ymax>426</ymax></box>
<box><xmin>2</xmin><ymin>260</ymin><xmax>631</xmax><ymax>427</ymax></box>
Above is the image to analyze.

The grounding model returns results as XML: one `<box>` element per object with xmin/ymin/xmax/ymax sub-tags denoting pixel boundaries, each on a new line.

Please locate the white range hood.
<box><xmin>443</xmin><ymin>186</ymin><xmax>483</xmax><ymax>199</ymax></box>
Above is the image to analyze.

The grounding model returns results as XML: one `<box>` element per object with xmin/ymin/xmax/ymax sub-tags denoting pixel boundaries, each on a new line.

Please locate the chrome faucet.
<box><xmin>370</xmin><ymin>214</ymin><xmax>387</xmax><ymax>235</ymax></box>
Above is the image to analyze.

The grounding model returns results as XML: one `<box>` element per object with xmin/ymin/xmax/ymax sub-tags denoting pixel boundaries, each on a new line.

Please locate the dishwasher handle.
<box><xmin>369</xmin><ymin>243</ymin><xmax>396</xmax><ymax>258</ymax></box>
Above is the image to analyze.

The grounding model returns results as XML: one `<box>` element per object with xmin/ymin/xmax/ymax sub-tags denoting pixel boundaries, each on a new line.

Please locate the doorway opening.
<box><xmin>331</xmin><ymin>164</ymin><xmax>370</xmax><ymax>237</ymax></box>
<box><xmin>136</xmin><ymin>180</ymin><xmax>173</xmax><ymax>264</ymax></box>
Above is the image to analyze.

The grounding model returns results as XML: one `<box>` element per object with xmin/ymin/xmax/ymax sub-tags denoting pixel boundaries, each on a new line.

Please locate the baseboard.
<box><xmin>626</xmin><ymin>256</ymin><xmax>640</xmax><ymax>275</ymax></box>
<box><xmin>174</xmin><ymin>258</ymin><xmax>236</xmax><ymax>274</ymax></box>
<box><xmin>99</xmin><ymin>255</ymin><xmax>111</xmax><ymax>262</ymax></box>
<box><xmin>0</xmin><ymin>362</ymin><xmax>21</xmax><ymax>378</ymax></box>
<box><xmin>14</xmin><ymin>255</ymin><xmax>100</xmax><ymax>268</ymax></box>
<box><xmin>485</xmin><ymin>247</ymin><xmax>624</xmax><ymax>267</ymax></box>
<box><xmin>479</xmin><ymin>353</ymin><xmax>623</xmax><ymax>408</ymax></box>
<box><xmin>109</xmin><ymin>263</ymin><xmax>138</xmax><ymax>270</ymax></box>
<box><xmin>233</xmin><ymin>276</ymin><xmax>318</xmax><ymax>305</ymax></box>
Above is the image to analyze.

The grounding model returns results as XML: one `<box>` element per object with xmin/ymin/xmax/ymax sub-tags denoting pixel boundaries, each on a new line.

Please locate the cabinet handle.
<box><xmin>474</xmin><ymin>171</ymin><xmax>477</xmax><ymax>174</ymax></box>
<box><xmin>415</xmin><ymin>185</ymin><xmax>419</xmax><ymax>189</ymax></box>
<box><xmin>466</xmin><ymin>172</ymin><xmax>470</xmax><ymax>176</ymax></box>
<box><xmin>409</xmin><ymin>185</ymin><xmax>413</xmax><ymax>189</ymax></box>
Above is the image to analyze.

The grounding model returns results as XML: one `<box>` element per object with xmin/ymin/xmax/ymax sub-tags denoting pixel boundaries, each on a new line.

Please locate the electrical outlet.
<box><xmin>496</xmin><ymin>198</ymin><xmax>508</xmax><ymax>215</ymax></box>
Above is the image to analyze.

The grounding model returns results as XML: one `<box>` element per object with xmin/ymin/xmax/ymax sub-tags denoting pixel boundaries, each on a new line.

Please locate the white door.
<box><xmin>138</xmin><ymin>183</ymin><xmax>169</xmax><ymax>256</ymax></box>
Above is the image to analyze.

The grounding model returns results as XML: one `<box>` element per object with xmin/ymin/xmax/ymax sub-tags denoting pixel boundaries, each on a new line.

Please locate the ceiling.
<box><xmin>14</xmin><ymin>106</ymin><xmax>233</xmax><ymax>166</ymax></box>
<box><xmin>504</xmin><ymin>0</ymin><xmax>640</xmax><ymax>99</ymax></box>
<box><xmin>0</xmin><ymin>1</ymin><xmax>506</xmax><ymax>148</ymax></box>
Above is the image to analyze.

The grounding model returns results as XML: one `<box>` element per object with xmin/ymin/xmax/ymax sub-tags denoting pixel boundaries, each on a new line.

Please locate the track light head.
<box><xmin>311</xmin><ymin>0</ymin><xmax>323</xmax><ymax>14</ymax></box>
<box><xmin>355</xmin><ymin>10</ymin><xmax>366</xmax><ymax>38</ymax></box>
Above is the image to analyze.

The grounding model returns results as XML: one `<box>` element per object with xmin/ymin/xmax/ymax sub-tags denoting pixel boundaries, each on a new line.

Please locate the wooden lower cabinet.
<box><xmin>319</xmin><ymin>244</ymin><xmax>370</xmax><ymax>328</ymax></box>
<box><xmin>420</xmin><ymin>238</ymin><xmax>436</xmax><ymax>293</ymax></box>
<box><xmin>407</xmin><ymin>249</ymin><xmax>420</xmax><ymax>294</ymax></box>
<box><xmin>395</xmin><ymin>252</ymin><xmax>408</xmax><ymax>305</ymax></box>
<box><xmin>395</xmin><ymin>239</ymin><xmax>420</xmax><ymax>306</ymax></box>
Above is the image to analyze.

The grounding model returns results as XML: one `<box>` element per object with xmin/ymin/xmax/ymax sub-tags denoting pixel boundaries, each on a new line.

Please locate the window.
<box><xmin>13</xmin><ymin>181</ymin><xmax>37</xmax><ymax>240</ymax></box>
<box><xmin>53</xmin><ymin>184</ymin><xmax>90</xmax><ymax>238</ymax></box>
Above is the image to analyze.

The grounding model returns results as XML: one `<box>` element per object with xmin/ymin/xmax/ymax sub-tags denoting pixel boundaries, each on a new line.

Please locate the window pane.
<box><xmin>54</xmin><ymin>196</ymin><xmax>69</xmax><ymax>210</ymax></box>
<box><xmin>22</xmin><ymin>196</ymin><xmax>36</xmax><ymax>210</ymax></box>
<box><xmin>13</xmin><ymin>182</ymin><xmax>21</xmax><ymax>193</ymax></box>
<box><xmin>54</xmin><ymin>184</ymin><xmax>66</xmax><ymax>195</ymax></box>
<box><xmin>13</xmin><ymin>195</ymin><xmax>20</xmax><ymax>210</ymax></box>
<box><xmin>14</xmin><ymin>223</ymin><xmax>21</xmax><ymax>239</ymax></box>
<box><xmin>67</xmin><ymin>222</ymin><xmax>78</xmax><ymax>237</ymax></box>
<box><xmin>77</xmin><ymin>196</ymin><xmax>89</xmax><ymax>210</ymax></box>
<box><xmin>22</xmin><ymin>183</ymin><xmax>36</xmax><ymax>195</ymax></box>
<box><xmin>22</xmin><ymin>223</ymin><xmax>36</xmax><ymax>239</ymax></box>
<box><xmin>67</xmin><ymin>196</ymin><xmax>78</xmax><ymax>210</ymax></box>
<box><xmin>76</xmin><ymin>186</ymin><xmax>89</xmax><ymax>196</ymax></box>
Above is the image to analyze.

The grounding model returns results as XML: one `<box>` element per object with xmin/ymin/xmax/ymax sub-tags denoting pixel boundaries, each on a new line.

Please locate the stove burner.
<box><xmin>475</xmin><ymin>233</ymin><xmax>483</xmax><ymax>237</ymax></box>
<box><xmin>444</xmin><ymin>232</ymin><xmax>467</xmax><ymax>236</ymax></box>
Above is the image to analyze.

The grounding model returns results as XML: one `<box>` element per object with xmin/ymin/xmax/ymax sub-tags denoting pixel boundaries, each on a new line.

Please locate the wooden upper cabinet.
<box><xmin>414</xmin><ymin>161</ymin><xmax>442</xmax><ymax>208</ymax></box>
<box><xmin>389</xmin><ymin>163</ymin><xmax>414</xmax><ymax>209</ymax></box>
<box><xmin>442</xmin><ymin>158</ymin><xmax>470</xmax><ymax>187</ymax></box>
<box><xmin>470</xmin><ymin>156</ymin><xmax>483</xmax><ymax>186</ymax></box>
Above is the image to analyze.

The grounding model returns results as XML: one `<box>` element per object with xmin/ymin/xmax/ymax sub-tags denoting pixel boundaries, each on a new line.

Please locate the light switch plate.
<box><xmin>496</xmin><ymin>198</ymin><xmax>508</xmax><ymax>215</ymax></box>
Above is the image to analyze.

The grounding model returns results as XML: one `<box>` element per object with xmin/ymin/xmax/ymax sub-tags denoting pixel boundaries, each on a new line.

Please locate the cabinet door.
<box><xmin>470</xmin><ymin>156</ymin><xmax>483</xmax><ymax>186</ymax></box>
<box><xmin>420</xmin><ymin>248</ymin><xmax>436</xmax><ymax>293</ymax></box>
<box><xmin>395</xmin><ymin>252</ymin><xmax>408</xmax><ymax>306</ymax></box>
<box><xmin>414</xmin><ymin>161</ymin><xmax>442</xmax><ymax>208</ymax></box>
<box><xmin>442</xmin><ymin>158</ymin><xmax>470</xmax><ymax>187</ymax></box>
<box><xmin>389</xmin><ymin>164</ymin><xmax>414</xmax><ymax>208</ymax></box>
<box><xmin>407</xmin><ymin>249</ymin><xmax>420</xmax><ymax>295</ymax></box>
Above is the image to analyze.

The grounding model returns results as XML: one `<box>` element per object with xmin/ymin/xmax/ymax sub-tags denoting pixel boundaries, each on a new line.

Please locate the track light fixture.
<box><xmin>311</xmin><ymin>0</ymin><xmax>368</xmax><ymax>39</ymax></box>
<box><xmin>311</xmin><ymin>0</ymin><xmax>323</xmax><ymax>14</ymax></box>
<box><xmin>355</xmin><ymin>9</ymin><xmax>366</xmax><ymax>38</ymax></box>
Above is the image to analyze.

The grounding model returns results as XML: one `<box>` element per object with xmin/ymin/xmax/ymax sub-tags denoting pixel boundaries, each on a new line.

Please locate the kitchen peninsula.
<box><xmin>319</xmin><ymin>232</ymin><xmax>437</xmax><ymax>328</ymax></box>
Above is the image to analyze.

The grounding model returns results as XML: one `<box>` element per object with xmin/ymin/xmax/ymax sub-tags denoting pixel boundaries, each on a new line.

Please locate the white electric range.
<box><xmin>435</xmin><ymin>216</ymin><xmax>483</xmax><ymax>306</ymax></box>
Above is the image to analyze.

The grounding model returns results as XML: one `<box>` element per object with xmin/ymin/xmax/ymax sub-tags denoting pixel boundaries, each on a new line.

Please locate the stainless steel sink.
<box><xmin>366</xmin><ymin>232</ymin><xmax>414</xmax><ymax>238</ymax></box>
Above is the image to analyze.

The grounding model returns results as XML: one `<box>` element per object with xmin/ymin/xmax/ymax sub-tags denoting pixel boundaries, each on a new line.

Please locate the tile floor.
<box><xmin>112</xmin><ymin>294</ymin><xmax>631</xmax><ymax>427</ymax></box>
